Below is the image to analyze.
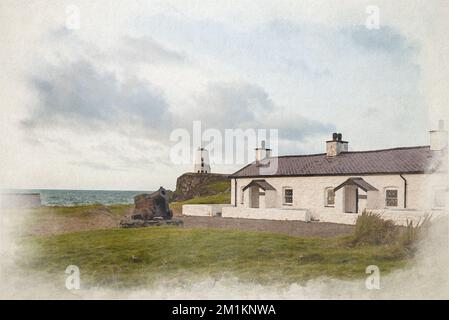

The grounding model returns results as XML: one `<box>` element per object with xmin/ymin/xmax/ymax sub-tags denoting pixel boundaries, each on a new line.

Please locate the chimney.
<box><xmin>326</xmin><ymin>133</ymin><xmax>349</xmax><ymax>157</ymax></box>
<box><xmin>430</xmin><ymin>120</ymin><xmax>448</xmax><ymax>151</ymax></box>
<box><xmin>255</xmin><ymin>140</ymin><xmax>271</xmax><ymax>165</ymax></box>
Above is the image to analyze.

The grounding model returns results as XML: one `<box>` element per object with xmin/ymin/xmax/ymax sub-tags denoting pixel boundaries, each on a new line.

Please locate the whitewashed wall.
<box><xmin>222</xmin><ymin>207</ymin><xmax>311</xmax><ymax>221</ymax></box>
<box><xmin>182</xmin><ymin>204</ymin><xmax>232</xmax><ymax>217</ymax></box>
<box><xmin>232</xmin><ymin>173</ymin><xmax>441</xmax><ymax>220</ymax></box>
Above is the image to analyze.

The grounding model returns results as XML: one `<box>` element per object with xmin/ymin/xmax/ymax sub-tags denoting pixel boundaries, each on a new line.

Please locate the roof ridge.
<box><xmin>273</xmin><ymin>145</ymin><xmax>430</xmax><ymax>159</ymax></box>
<box><xmin>343</xmin><ymin>145</ymin><xmax>430</xmax><ymax>154</ymax></box>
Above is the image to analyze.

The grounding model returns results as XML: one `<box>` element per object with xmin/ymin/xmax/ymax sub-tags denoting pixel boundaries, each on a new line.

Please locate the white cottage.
<box><xmin>222</xmin><ymin>123</ymin><xmax>448</xmax><ymax>225</ymax></box>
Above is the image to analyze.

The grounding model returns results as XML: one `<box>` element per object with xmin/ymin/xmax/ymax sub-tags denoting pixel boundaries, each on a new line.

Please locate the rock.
<box><xmin>131</xmin><ymin>213</ymin><xmax>144</xmax><ymax>220</ymax></box>
<box><xmin>119</xmin><ymin>218</ymin><xmax>183</xmax><ymax>228</ymax></box>
<box><xmin>171</xmin><ymin>173</ymin><xmax>230</xmax><ymax>202</ymax></box>
<box><xmin>143</xmin><ymin>219</ymin><xmax>183</xmax><ymax>227</ymax></box>
<box><xmin>119</xmin><ymin>219</ymin><xmax>145</xmax><ymax>228</ymax></box>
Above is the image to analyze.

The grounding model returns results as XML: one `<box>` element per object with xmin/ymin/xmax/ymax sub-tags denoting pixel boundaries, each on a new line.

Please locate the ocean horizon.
<box><xmin>1</xmin><ymin>189</ymin><xmax>153</xmax><ymax>206</ymax></box>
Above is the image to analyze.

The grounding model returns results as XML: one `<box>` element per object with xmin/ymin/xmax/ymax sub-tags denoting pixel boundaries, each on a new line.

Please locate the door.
<box><xmin>344</xmin><ymin>186</ymin><xmax>358</xmax><ymax>213</ymax></box>
<box><xmin>249</xmin><ymin>186</ymin><xmax>260</xmax><ymax>208</ymax></box>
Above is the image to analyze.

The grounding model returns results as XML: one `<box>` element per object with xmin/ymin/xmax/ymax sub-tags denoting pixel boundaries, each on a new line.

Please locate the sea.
<box><xmin>1</xmin><ymin>189</ymin><xmax>153</xmax><ymax>206</ymax></box>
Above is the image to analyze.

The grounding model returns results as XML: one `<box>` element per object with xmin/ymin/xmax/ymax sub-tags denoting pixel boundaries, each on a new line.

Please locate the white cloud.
<box><xmin>0</xmin><ymin>0</ymin><xmax>448</xmax><ymax>189</ymax></box>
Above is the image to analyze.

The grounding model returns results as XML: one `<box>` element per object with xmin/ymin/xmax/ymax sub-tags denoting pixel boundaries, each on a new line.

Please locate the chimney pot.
<box><xmin>327</xmin><ymin>133</ymin><xmax>348</xmax><ymax>156</ymax></box>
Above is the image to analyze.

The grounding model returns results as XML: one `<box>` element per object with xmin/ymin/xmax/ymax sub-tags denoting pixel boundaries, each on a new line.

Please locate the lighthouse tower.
<box><xmin>194</xmin><ymin>147</ymin><xmax>211</xmax><ymax>173</ymax></box>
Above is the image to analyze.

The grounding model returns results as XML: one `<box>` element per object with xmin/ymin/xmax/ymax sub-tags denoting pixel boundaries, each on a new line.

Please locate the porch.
<box><xmin>333</xmin><ymin>177</ymin><xmax>380</xmax><ymax>214</ymax></box>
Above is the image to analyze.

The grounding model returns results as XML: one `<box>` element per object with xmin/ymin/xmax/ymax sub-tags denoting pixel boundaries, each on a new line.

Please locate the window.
<box><xmin>283</xmin><ymin>188</ymin><xmax>293</xmax><ymax>205</ymax></box>
<box><xmin>325</xmin><ymin>188</ymin><xmax>335</xmax><ymax>206</ymax></box>
<box><xmin>385</xmin><ymin>189</ymin><xmax>398</xmax><ymax>207</ymax></box>
<box><xmin>240</xmin><ymin>187</ymin><xmax>245</xmax><ymax>205</ymax></box>
<box><xmin>434</xmin><ymin>188</ymin><xmax>447</xmax><ymax>208</ymax></box>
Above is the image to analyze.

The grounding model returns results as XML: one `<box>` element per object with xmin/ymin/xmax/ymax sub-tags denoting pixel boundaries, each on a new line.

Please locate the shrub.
<box><xmin>398</xmin><ymin>215</ymin><xmax>431</xmax><ymax>253</ymax></box>
<box><xmin>349</xmin><ymin>210</ymin><xmax>431</xmax><ymax>256</ymax></box>
<box><xmin>351</xmin><ymin>210</ymin><xmax>398</xmax><ymax>246</ymax></box>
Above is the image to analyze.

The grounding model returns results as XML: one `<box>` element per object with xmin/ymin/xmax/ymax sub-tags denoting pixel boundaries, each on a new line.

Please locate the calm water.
<box><xmin>3</xmin><ymin>189</ymin><xmax>152</xmax><ymax>206</ymax></box>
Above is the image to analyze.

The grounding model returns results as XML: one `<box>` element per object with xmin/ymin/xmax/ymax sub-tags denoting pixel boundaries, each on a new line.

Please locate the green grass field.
<box><xmin>21</xmin><ymin>225</ymin><xmax>410</xmax><ymax>289</ymax></box>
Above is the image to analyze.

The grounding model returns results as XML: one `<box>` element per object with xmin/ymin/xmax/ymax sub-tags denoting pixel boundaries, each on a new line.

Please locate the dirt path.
<box><xmin>180</xmin><ymin>215</ymin><xmax>354</xmax><ymax>238</ymax></box>
<box><xmin>23</xmin><ymin>206</ymin><xmax>354</xmax><ymax>239</ymax></box>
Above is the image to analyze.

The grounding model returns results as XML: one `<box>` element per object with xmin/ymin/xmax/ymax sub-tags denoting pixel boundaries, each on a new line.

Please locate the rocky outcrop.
<box><xmin>171</xmin><ymin>173</ymin><xmax>230</xmax><ymax>202</ymax></box>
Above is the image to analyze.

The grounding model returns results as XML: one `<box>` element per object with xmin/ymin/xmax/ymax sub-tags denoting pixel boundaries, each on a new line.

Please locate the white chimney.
<box><xmin>326</xmin><ymin>133</ymin><xmax>348</xmax><ymax>157</ymax></box>
<box><xmin>255</xmin><ymin>140</ymin><xmax>271</xmax><ymax>165</ymax></box>
<box><xmin>430</xmin><ymin>120</ymin><xmax>448</xmax><ymax>151</ymax></box>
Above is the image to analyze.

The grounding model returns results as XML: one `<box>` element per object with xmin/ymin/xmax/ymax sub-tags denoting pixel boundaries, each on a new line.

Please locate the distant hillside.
<box><xmin>171</xmin><ymin>172</ymin><xmax>230</xmax><ymax>202</ymax></box>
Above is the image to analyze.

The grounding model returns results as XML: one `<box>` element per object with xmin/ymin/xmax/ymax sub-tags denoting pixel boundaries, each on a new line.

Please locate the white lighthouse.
<box><xmin>194</xmin><ymin>147</ymin><xmax>211</xmax><ymax>173</ymax></box>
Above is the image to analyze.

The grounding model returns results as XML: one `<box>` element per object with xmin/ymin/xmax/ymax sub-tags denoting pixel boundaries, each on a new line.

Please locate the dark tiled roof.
<box><xmin>334</xmin><ymin>177</ymin><xmax>378</xmax><ymax>192</ymax></box>
<box><xmin>242</xmin><ymin>179</ymin><xmax>276</xmax><ymax>191</ymax></box>
<box><xmin>230</xmin><ymin>146</ymin><xmax>439</xmax><ymax>178</ymax></box>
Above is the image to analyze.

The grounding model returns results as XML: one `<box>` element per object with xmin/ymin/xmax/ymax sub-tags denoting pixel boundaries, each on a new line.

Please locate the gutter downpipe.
<box><xmin>400</xmin><ymin>174</ymin><xmax>407</xmax><ymax>208</ymax></box>
<box><xmin>234</xmin><ymin>178</ymin><xmax>238</xmax><ymax>207</ymax></box>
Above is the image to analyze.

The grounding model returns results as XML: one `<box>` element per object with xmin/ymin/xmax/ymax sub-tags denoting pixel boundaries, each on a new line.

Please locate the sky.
<box><xmin>0</xmin><ymin>0</ymin><xmax>448</xmax><ymax>190</ymax></box>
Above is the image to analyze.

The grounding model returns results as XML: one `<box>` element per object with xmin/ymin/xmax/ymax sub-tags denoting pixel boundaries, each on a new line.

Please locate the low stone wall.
<box><xmin>319</xmin><ymin>209</ymin><xmax>436</xmax><ymax>226</ymax></box>
<box><xmin>182</xmin><ymin>204</ymin><xmax>232</xmax><ymax>217</ymax></box>
<box><xmin>0</xmin><ymin>193</ymin><xmax>41</xmax><ymax>209</ymax></box>
<box><xmin>318</xmin><ymin>212</ymin><xmax>359</xmax><ymax>225</ymax></box>
<box><xmin>370</xmin><ymin>209</ymin><xmax>435</xmax><ymax>226</ymax></box>
<box><xmin>222</xmin><ymin>207</ymin><xmax>311</xmax><ymax>222</ymax></box>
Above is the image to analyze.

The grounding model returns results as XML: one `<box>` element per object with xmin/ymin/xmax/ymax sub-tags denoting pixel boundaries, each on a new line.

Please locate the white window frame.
<box><xmin>283</xmin><ymin>187</ymin><xmax>293</xmax><ymax>206</ymax></box>
<box><xmin>324</xmin><ymin>187</ymin><xmax>335</xmax><ymax>207</ymax></box>
<box><xmin>384</xmin><ymin>187</ymin><xmax>399</xmax><ymax>208</ymax></box>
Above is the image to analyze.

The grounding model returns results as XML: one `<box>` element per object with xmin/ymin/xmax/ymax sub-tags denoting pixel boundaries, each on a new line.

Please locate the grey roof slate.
<box><xmin>230</xmin><ymin>146</ymin><xmax>441</xmax><ymax>178</ymax></box>
<box><xmin>242</xmin><ymin>179</ymin><xmax>276</xmax><ymax>191</ymax></box>
<box><xmin>334</xmin><ymin>177</ymin><xmax>379</xmax><ymax>192</ymax></box>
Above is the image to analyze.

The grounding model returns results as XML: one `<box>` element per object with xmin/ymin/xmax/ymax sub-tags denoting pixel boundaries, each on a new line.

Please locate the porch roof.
<box><xmin>242</xmin><ymin>179</ymin><xmax>276</xmax><ymax>191</ymax></box>
<box><xmin>334</xmin><ymin>177</ymin><xmax>378</xmax><ymax>192</ymax></box>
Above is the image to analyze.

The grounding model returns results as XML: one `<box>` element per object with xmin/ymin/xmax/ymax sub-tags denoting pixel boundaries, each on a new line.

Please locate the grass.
<box><xmin>13</xmin><ymin>204</ymin><xmax>133</xmax><ymax>236</ymax></box>
<box><xmin>20</xmin><ymin>204</ymin><xmax>132</xmax><ymax>217</ymax></box>
<box><xmin>207</xmin><ymin>180</ymin><xmax>231</xmax><ymax>193</ymax></box>
<box><xmin>170</xmin><ymin>193</ymin><xmax>231</xmax><ymax>214</ymax></box>
<box><xmin>21</xmin><ymin>225</ymin><xmax>410</xmax><ymax>289</ymax></box>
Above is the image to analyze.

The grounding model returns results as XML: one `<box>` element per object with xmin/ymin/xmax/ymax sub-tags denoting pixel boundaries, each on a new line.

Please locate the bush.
<box><xmin>351</xmin><ymin>210</ymin><xmax>398</xmax><ymax>246</ymax></box>
<box><xmin>349</xmin><ymin>210</ymin><xmax>431</xmax><ymax>256</ymax></box>
<box><xmin>398</xmin><ymin>215</ymin><xmax>431</xmax><ymax>253</ymax></box>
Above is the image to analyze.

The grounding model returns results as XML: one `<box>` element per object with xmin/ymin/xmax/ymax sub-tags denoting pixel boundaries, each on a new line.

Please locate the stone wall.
<box><xmin>182</xmin><ymin>204</ymin><xmax>233</xmax><ymax>217</ymax></box>
<box><xmin>222</xmin><ymin>207</ymin><xmax>311</xmax><ymax>222</ymax></box>
<box><xmin>0</xmin><ymin>193</ymin><xmax>41</xmax><ymax>208</ymax></box>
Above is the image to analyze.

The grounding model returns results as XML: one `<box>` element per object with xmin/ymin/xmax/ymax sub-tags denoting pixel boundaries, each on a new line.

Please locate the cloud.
<box><xmin>69</xmin><ymin>160</ymin><xmax>122</xmax><ymax>172</ymax></box>
<box><xmin>23</xmin><ymin>60</ymin><xmax>172</xmax><ymax>135</ymax></box>
<box><xmin>346</xmin><ymin>25</ymin><xmax>416</xmax><ymax>54</ymax></box>
<box><xmin>119</xmin><ymin>36</ymin><xmax>185</xmax><ymax>64</ymax></box>
<box><xmin>193</xmin><ymin>82</ymin><xmax>274</xmax><ymax>128</ymax></box>
<box><xmin>189</xmin><ymin>81</ymin><xmax>333</xmax><ymax>148</ymax></box>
